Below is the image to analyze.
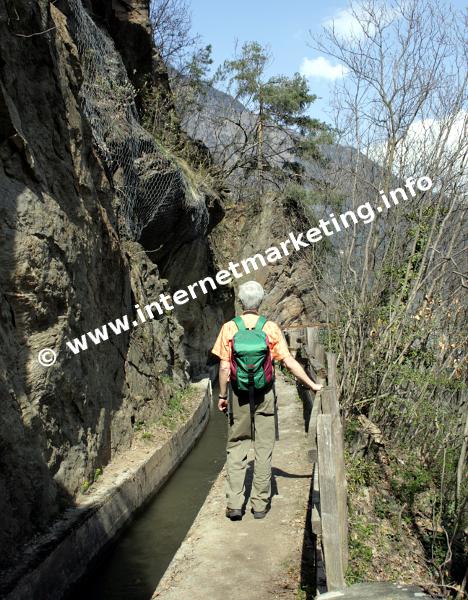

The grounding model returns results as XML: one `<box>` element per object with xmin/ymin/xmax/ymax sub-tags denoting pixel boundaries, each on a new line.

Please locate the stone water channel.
<box><xmin>67</xmin><ymin>384</ymin><xmax>226</xmax><ymax>600</ymax></box>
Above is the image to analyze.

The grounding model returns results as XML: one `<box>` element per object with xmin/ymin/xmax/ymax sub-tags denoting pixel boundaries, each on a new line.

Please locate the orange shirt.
<box><xmin>211</xmin><ymin>313</ymin><xmax>291</xmax><ymax>363</ymax></box>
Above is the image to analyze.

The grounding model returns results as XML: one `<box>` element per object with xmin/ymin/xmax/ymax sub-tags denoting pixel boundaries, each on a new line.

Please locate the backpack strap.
<box><xmin>233</xmin><ymin>315</ymin><xmax>267</xmax><ymax>331</ymax></box>
<box><xmin>254</xmin><ymin>315</ymin><xmax>267</xmax><ymax>331</ymax></box>
<box><xmin>232</xmin><ymin>316</ymin><xmax>247</xmax><ymax>331</ymax></box>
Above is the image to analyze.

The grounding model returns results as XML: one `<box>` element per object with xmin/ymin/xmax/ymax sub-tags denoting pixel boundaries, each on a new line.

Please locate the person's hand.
<box><xmin>218</xmin><ymin>398</ymin><xmax>228</xmax><ymax>412</ymax></box>
<box><xmin>310</xmin><ymin>382</ymin><xmax>323</xmax><ymax>393</ymax></box>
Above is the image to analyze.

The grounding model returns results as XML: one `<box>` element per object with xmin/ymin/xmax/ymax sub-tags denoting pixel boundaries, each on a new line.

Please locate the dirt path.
<box><xmin>152</xmin><ymin>374</ymin><xmax>314</xmax><ymax>600</ymax></box>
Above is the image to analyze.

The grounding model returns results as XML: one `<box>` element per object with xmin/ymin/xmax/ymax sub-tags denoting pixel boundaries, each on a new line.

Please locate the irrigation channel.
<box><xmin>67</xmin><ymin>383</ymin><xmax>226</xmax><ymax>600</ymax></box>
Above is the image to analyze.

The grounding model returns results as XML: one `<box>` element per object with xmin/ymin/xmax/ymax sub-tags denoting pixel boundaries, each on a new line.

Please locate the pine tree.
<box><xmin>216</xmin><ymin>41</ymin><xmax>331</xmax><ymax>179</ymax></box>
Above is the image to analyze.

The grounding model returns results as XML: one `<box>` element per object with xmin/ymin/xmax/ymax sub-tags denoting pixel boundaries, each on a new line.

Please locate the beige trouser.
<box><xmin>225</xmin><ymin>385</ymin><xmax>276</xmax><ymax>512</ymax></box>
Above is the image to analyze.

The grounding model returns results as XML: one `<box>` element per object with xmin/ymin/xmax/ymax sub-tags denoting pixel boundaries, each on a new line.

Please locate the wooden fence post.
<box><xmin>317</xmin><ymin>414</ymin><xmax>346</xmax><ymax>590</ymax></box>
<box><xmin>321</xmin><ymin>387</ymin><xmax>340</xmax><ymax>418</ymax></box>
<box><xmin>326</xmin><ymin>352</ymin><xmax>339</xmax><ymax>397</ymax></box>
<box><xmin>308</xmin><ymin>390</ymin><xmax>321</xmax><ymax>463</ymax></box>
<box><xmin>320</xmin><ymin>380</ymin><xmax>348</xmax><ymax>573</ymax></box>
<box><xmin>294</xmin><ymin>335</ymin><xmax>349</xmax><ymax>592</ymax></box>
<box><xmin>332</xmin><ymin>413</ymin><xmax>348</xmax><ymax>571</ymax></box>
<box><xmin>306</xmin><ymin>326</ymin><xmax>319</xmax><ymax>356</ymax></box>
<box><xmin>306</xmin><ymin>326</ymin><xmax>326</xmax><ymax>366</ymax></box>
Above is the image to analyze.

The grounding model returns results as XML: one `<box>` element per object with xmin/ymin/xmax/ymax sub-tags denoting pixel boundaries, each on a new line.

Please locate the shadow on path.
<box><xmin>300</xmin><ymin>473</ymin><xmax>318</xmax><ymax>599</ymax></box>
<box><xmin>241</xmin><ymin>460</ymin><xmax>312</xmax><ymax>513</ymax></box>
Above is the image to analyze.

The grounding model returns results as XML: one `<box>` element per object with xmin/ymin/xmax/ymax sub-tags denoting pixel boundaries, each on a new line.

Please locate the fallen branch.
<box><xmin>14</xmin><ymin>26</ymin><xmax>56</xmax><ymax>38</ymax></box>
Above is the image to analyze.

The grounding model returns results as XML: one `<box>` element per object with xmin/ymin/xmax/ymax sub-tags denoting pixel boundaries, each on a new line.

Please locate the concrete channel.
<box><xmin>65</xmin><ymin>378</ymin><xmax>227</xmax><ymax>600</ymax></box>
<box><xmin>5</xmin><ymin>378</ymin><xmax>218</xmax><ymax>600</ymax></box>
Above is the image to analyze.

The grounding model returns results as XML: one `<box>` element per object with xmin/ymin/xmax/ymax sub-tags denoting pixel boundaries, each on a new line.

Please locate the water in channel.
<box><xmin>67</xmin><ymin>384</ymin><xmax>226</xmax><ymax>600</ymax></box>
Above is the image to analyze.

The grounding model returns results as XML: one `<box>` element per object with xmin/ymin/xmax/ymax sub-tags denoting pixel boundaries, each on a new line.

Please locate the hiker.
<box><xmin>211</xmin><ymin>280</ymin><xmax>323</xmax><ymax>521</ymax></box>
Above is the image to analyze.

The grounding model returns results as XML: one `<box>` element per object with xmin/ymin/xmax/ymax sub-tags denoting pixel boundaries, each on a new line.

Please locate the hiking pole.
<box><xmin>248</xmin><ymin>368</ymin><xmax>256</xmax><ymax>441</ymax></box>
<box><xmin>227</xmin><ymin>384</ymin><xmax>234</xmax><ymax>427</ymax></box>
<box><xmin>249</xmin><ymin>384</ymin><xmax>255</xmax><ymax>441</ymax></box>
<box><xmin>273</xmin><ymin>380</ymin><xmax>280</xmax><ymax>441</ymax></box>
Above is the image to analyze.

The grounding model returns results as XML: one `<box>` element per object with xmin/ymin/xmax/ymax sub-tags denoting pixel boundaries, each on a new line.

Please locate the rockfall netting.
<box><xmin>67</xmin><ymin>0</ymin><xmax>208</xmax><ymax>240</ymax></box>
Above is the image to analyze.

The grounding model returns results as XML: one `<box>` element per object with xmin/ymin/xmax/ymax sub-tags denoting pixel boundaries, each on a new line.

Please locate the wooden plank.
<box><xmin>317</xmin><ymin>414</ymin><xmax>346</xmax><ymax>591</ymax></box>
<box><xmin>306</xmin><ymin>326</ymin><xmax>319</xmax><ymax>356</ymax></box>
<box><xmin>321</xmin><ymin>388</ymin><xmax>331</xmax><ymax>415</ymax></box>
<box><xmin>318</xmin><ymin>389</ymin><xmax>348</xmax><ymax>571</ymax></box>
<box><xmin>306</xmin><ymin>327</ymin><xmax>326</xmax><ymax>367</ymax></box>
<box><xmin>326</xmin><ymin>352</ymin><xmax>339</xmax><ymax>396</ymax></box>
<box><xmin>307</xmin><ymin>390</ymin><xmax>320</xmax><ymax>462</ymax></box>
<box><xmin>311</xmin><ymin>461</ymin><xmax>322</xmax><ymax>535</ymax></box>
<box><xmin>321</xmin><ymin>387</ymin><xmax>340</xmax><ymax>418</ymax></box>
<box><xmin>323</xmin><ymin>354</ymin><xmax>346</xmax><ymax>568</ymax></box>
<box><xmin>321</xmin><ymin>387</ymin><xmax>338</xmax><ymax>417</ymax></box>
<box><xmin>332</xmin><ymin>413</ymin><xmax>349</xmax><ymax>571</ymax></box>
<box><xmin>308</xmin><ymin>391</ymin><xmax>322</xmax><ymax>446</ymax></box>
<box><xmin>314</xmin><ymin>343</ymin><xmax>326</xmax><ymax>369</ymax></box>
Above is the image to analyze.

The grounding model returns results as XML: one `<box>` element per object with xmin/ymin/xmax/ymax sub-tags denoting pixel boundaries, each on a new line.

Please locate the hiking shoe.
<box><xmin>251</xmin><ymin>507</ymin><xmax>269</xmax><ymax>519</ymax></box>
<box><xmin>225</xmin><ymin>508</ymin><xmax>243</xmax><ymax>521</ymax></box>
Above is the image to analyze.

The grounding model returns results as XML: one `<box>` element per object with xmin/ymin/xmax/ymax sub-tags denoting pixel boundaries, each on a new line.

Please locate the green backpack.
<box><xmin>229</xmin><ymin>315</ymin><xmax>276</xmax><ymax>440</ymax></box>
<box><xmin>229</xmin><ymin>315</ymin><xmax>274</xmax><ymax>393</ymax></box>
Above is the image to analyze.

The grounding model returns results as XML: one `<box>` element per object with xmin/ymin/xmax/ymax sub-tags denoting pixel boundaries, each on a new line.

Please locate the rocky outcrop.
<box><xmin>210</xmin><ymin>193</ymin><xmax>323</xmax><ymax>326</ymax></box>
<box><xmin>0</xmin><ymin>0</ymin><xmax>227</xmax><ymax>579</ymax></box>
<box><xmin>86</xmin><ymin>0</ymin><xmax>154</xmax><ymax>102</ymax></box>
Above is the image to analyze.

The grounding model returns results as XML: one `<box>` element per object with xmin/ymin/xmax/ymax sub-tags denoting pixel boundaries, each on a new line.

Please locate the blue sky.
<box><xmin>188</xmin><ymin>0</ymin><xmax>465</xmax><ymax>125</ymax></box>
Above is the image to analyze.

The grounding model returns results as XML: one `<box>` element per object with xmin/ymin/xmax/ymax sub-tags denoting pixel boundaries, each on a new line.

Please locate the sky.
<box><xmin>188</xmin><ymin>0</ymin><xmax>466</xmax><ymax>126</ymax></box>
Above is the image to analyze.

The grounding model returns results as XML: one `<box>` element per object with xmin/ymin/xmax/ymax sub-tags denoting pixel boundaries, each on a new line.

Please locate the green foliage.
<box><xmin>346</xmin><ymin>515</ymin><xmax>375</xmax><ymax>585</ymax></box>
<box><xmin>80</xmin><ymin>466</ymin><xmax>104</xmax><ymax>494</ymax></box>
<box><xmin>217</xmin><ymin>41</ymin><xmax>269</xmax><ymax>100</ymax></box>
<box><xmin>343</xmin><ymin>417</ymin><xmax>362</xmax><ymax>446</ymax></box>
<box><xmin>215</xmin><ymin>40</ymin><xmax>331</xmax><ymax>175</ymax></box>
<box><xmin>345</xmin><ymin>450</ymin><xmax>379</xmax><ymax>495</ymax></box>
<box><xmin>170</xmin><ymin>43</ymin><xmax>215</xmax><ymax>122</ymax></box>
<box><xmin>133</xmin><ymin>419</ymin><xmax>146</xmax><ymax>432</ymax></box>
<box><xmin>373</xmin><ymin>494</ymin><xmax>403</xmax><ymax>521</ymax></box>
<box><xmin>158</xmin><ymin>386</ymin><xmax>196</xmax><ymax>430</ymax></box>
<box><xmin>295</xmin><ymin>587</ymin><xmax>306</xmax><ymax>600</ymax></box>
<box><xmin>185</xmin><ymin>44</ymin><xmax>214</xmax><ymax>87</ymax></box>
<box><xmin>263</xmin><ymin>73</ymin><xmax>316</xmax><ymax>123</ymax></box>
<box><xmin>160</xmin><ymin>374</ymin><xmax>173</xmax><ymax>386</ymax></box>
<box><xmin>218</xmin><ymin>42</ymin><xmax>329</xmax><ymax>136</ymax></box>
<box><xmin>390</xmin><ymin>456</ymin><xmax>431</xmax><ymax>506</ymax></box>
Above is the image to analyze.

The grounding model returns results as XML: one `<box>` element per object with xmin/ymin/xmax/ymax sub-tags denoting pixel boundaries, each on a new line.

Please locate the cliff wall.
<box><xmin>0</xmin><ymin>0</ymin><xmax>227</xmax><ymax>575</ymax></box>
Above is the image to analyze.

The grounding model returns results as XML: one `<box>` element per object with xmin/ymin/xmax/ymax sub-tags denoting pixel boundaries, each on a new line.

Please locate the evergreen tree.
<box><xmin>216</xmin><ymin>41</ymin><xmax>331</xmax><ymax>178</ymax></box>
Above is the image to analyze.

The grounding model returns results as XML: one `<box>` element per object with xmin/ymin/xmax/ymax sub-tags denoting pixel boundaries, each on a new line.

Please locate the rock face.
<box><xmin>0</xmin><ymin>0</ymin><xmax>227</xmax><ymax>580</ymax></box>
<box><xmin>87</xmin><ymin>0</ymin><xmax>154</xmax><ymax>100</ymax></box>
<box><xmin>210</xmin><ymin>193</ymin><xmax>323</xmax><ymax>326</ymax></box>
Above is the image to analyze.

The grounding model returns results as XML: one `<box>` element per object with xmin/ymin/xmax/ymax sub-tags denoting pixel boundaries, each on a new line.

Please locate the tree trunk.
<box><xmin>257</xmin><ymin>97</ymin><xmax>264</xmax><ymax>174</ymax></box>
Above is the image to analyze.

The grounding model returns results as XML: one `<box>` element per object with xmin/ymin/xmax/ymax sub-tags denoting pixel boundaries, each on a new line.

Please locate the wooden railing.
<box><xmin>285</xmin><ymin>326</ymin><xmax>349</xmax><ymax>592</ymax></box>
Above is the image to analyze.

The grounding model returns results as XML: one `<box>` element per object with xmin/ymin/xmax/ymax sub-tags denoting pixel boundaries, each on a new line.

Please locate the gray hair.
<box><xmin>238</xmin><ymin>281</ymin><xmax>264</xmax><ymax>310</ymax></box>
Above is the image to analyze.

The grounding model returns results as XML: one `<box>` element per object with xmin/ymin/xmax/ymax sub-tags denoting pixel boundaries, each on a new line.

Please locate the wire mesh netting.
<box><xmin>68</xmin><ymin>0</ymin><xmax>208</xmax><ymax>241</ymax></box>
